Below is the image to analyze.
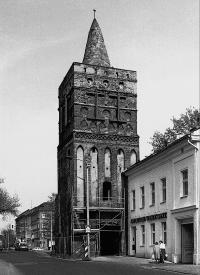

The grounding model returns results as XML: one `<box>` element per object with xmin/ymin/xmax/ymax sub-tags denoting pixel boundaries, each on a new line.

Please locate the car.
<box><xmin>32</xmin><ymin>247</ymin><xmax>44</xmax><ymax>251</ymax></box>
<box><xmin>15</xmin><ymin>242</ymin><xmax>28</xmax><ymax>251</ymax></box>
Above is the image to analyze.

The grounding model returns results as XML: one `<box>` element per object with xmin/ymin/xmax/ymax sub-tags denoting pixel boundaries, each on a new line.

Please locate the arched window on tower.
<box><xmin>117</xmin><ymin>149</ymin><xmax>125</xmax><ymax>201</ymax></box>
<box><xmin>104</xmin><ymin>148</ymin><xmax>111</xmax><ymax>178</ymax></box>
<box><xmin>76</xmin><ymin>146</ymin><xmax>84</xmax><ymax>207</ymax></box>
<box><xmin>90</xmin><ymin>147</ymin><xmax>98</xmax><ymax>205</ymax></box>
<box><xmin>130</xmin><ymin>150</ymin><xmax>137</xmax><ymax>166</ymax></box>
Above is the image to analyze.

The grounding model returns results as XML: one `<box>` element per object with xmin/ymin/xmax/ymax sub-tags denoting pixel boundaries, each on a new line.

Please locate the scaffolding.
<box><xmin>71</xmin><ymin>196</ymin><xmax>125</xmax><ymax>258</ymax></box>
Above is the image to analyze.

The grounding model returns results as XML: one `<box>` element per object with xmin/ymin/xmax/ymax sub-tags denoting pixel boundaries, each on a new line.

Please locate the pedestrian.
<box><xmin>159</xmin><ymin>240</ymin><xmax>166</xmax><ymax>263</ymax></box>
<box><xmin>153</xmin><ymin>242</ymin><xmax>160</xmax><ymax>263</ymax></box>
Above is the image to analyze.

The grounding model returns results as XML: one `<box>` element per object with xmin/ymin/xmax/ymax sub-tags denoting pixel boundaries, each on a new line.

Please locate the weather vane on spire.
<box><xmin>93</xmin><ymin>9</ymin><xmax>96</xmax><ymax>19</ymax></box>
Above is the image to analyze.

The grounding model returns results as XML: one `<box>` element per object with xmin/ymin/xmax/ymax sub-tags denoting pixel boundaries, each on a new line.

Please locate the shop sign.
<box><xmin>131</xmin><ymin>212</ymin><xmax>167</xmax><ymax>224</ymax></box>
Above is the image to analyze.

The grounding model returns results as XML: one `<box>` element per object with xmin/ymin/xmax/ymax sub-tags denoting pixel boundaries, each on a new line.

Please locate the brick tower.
<box><xmin>56</xmin><ymin>16</ymin><xmax>139</xmax><ymax>257</ymax></box>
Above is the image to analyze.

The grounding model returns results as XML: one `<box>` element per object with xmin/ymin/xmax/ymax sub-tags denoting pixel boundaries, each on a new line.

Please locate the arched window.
<box><xmin>90</xmin><ymin>147</ymin><xmax>98</xmax><ymax>204</ymax></box>
<box><xmin>105</xmin><ymin>148</ymin><xmax>111</xmax><ymax>178</ymax></box>
<box><xmin>130</xmin><ymin>150</ymin><xmax>137</xmax><ymax>165</ymax></box>
<box><xmin>117</xmin><ymin>149</ymin><xmax>125</xmax><ymax>200</ymax></box>
<box><xmin>76</xmin><ymin>146</ymin><xmax>84</xmax><ymax>207</ymax></box>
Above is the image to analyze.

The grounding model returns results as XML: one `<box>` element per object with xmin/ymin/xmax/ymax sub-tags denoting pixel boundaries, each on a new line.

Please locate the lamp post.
<box><xmin>50</xmin><ymin>210</ymin><xmax>53</xmax><ymax>252</ymax></box>
<box><xmin>85</xmin><ymin>159</ymin><xmax>91</xmax><ymax>260</ymax></box>
<box><xmin>66</xmin><ymin>154</ymin><xmax>91</xmax><ymax>259</ymax></box>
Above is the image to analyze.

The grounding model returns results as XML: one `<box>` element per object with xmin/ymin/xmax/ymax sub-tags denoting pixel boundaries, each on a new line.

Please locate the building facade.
<box><xmin>56</xmin><ymin>17</ymin><xmax>139</xmax><ymax>257</ymax></box>
<box><xmin>15</xmin><ymin>202</ymin><xmax>55</xmax><ymax>250</ymax></box>
<box><xmin>124</xmin><ymin>128</ymin><xmax>200</xmax><ymax>264</ymax></box>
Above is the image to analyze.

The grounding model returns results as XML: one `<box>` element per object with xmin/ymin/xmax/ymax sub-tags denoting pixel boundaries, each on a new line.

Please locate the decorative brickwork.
<box><xmin>56</xmin><ymin>17</ymin><xmax>139</xmax><ymax>257</ymax></box>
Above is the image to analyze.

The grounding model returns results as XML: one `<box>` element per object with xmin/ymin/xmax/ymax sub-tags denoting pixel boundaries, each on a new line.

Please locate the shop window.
<box><xmin>103</xmin><ymin>181</ymin><xmax>111</xmax><ymax>200</ymax></box>
<box><xmin>181</xmin><ymin>169</ymin><xmax>188</xmax><ymax>197</ymax></box>
<box><xmin>150</xmin><ymin>182</ymin><xmax>155</xmax><ymax>206</ymax></box>
<box><xmin>161</xmin><ymin>178</ymin><xmax>166</xmax><ymax>203</ymax></box>
<box><xmin>140</xmin><ymin>186</ymin><xmax>145</xmax><ymax>209</ymax></box>
<box><xmin>151</xmin><ymin>223</ymin><xmax>155</xmax><ymax>245</ymax></box>
<box><xmin>162</xmin><ymin>222</ymin><xmax>167</xmax><ymax>244</ymax></box>
<box><xmin>141</xmin><ymin>225</ymin><xmax>145</xmax><ymax>246</ymax></box>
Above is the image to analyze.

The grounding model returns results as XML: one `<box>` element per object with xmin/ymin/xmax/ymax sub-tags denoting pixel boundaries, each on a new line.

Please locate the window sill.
<box><xmin>149</xmin><ymin>204</ymin><xmax>155</xmax><ymax>207</ymax></box>
<box><xmin>160</xmin><ymin>201</ymin><xmax>166</xmax><ymax>204</ymax></box>
<box><xmin>149</xmin><ymin>245</ymin><xmax>154</xmax><ymax>247</ymax></box>
<box><xmin>140</xmin><ymin>207</ymin><xmax>145</xmax><ymax>210</ymax></box>
<box><xmin>131</xmin><ymin>209</ymin><xmax>135</xmax><ymax>212</ymax></box>
<box><xmin>180</xmin><ymin>195</ymin><xmax>188</xmax><ymax>199</ymax></box>
<box><xmin>140</xmin><ymin>245</ymin><xmax>145</xmax><ymax>247</ymax></box>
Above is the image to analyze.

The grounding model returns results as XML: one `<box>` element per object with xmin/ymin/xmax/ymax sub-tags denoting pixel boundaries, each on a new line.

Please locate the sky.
<box><xmin>0</xmin><ymin>0</ymin><xmax>199</xmax><ymax>215</ymax></box>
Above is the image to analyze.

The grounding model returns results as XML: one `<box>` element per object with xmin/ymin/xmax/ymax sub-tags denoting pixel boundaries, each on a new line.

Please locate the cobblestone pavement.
<box><xmin>92</xmin><ymin>256</ymin><xmax>200</xmax><ymax>275</ymax></box>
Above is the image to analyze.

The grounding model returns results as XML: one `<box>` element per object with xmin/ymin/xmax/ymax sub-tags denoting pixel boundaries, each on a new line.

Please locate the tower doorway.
<box><xmin>100</xmin><ymin>226</ymin><xmax>121</xmax><ymax>255</ymax></box>
<box><xmin>181</xmin><ymin>223</ymin><xmax>194</xmax><ymax>263</ymax></box>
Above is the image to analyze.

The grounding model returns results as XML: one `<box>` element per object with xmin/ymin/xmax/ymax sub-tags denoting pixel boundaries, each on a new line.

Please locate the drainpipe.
<box><xmin>187</xmin><ymin>137</ymin><xmax>199</xmax><ymax>264</ymax></box>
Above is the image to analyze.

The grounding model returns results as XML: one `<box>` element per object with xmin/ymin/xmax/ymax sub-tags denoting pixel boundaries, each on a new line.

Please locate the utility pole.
<box><xmin>85</xmin><ymin>157</ymin><xmax>91</xmax><ymax>260</ymax></box>
<box><xmin>50</xmin><ymin>210</ymin><xmax>53</xmax><ymax>251</ymax></box>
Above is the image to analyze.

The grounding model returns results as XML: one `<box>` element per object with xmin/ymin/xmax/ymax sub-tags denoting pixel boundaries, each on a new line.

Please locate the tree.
<box><xmin>0</xmin><ymin>186</ymin><xmax>20</xmax><ymax>216</ymax></box>
<box><xmin>150</xmin><ymin>107</ymin><xmax>200</xmax><ymax>153</ymax></box>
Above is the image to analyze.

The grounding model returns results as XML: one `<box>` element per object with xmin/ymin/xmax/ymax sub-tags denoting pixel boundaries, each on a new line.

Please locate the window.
<box><xmin>104</xmin><ymin>148</ymin><xmax>111</xmax><ymax>178</ymax></box>
<box><xmin>119</xmin><ymin>82</ymin><xmax>124</xmax><ymax>89</ymax></box>
<box><xmin>103</xmin><ymin>181</ymin><xmax>111</xmax><ymax>200</ymax></box>
<box><xmin>41</xmin><ymin>214</ymin><xmax>46</xmax><ymax>219</ymax></box>
<box><xmin>161</xmin><ymin>178</ymin><xmax>166</xmax><ymax>203</ymax></box>
<box><xmin>151</xmin><ymin>223</ymin><xmax>155</xmax><ymax>245</ymax></box>
<box><xmin>103</xmin><ymin>80</ymin><xmax>109</xmax><ymax>88</ymax></box>
<box><xmin>141</xmin><ymin>225</ymin><xmax>145</xmax><ymax>246</ymax></box>
<box><xmin>130</xmin><ymin>150</ymin><xmax>137</xmax><ymax>165</ymax></box>
<box><xmin>132</xmin><ymin>190</ymin><xmax>136</xmax><ymax>211</ymax></box>
<box><xmin>140</xmin><ymin>186</ymin><xmax>145</xmax><ymax>208</ymax></box>
<box><xmin>162</xmin><ymin>222</ymin><xmax>167</xmax><ymax>244</ymax></box>
<box><xmin>181</xmin><ymin>169</ymin><xmax>188</xmax><ymax>196</ymax></box>
<box><xmin>87</xmin><ymin>78</ymin><xmax>93</xmax><ymax>85</ymax></box>
<box><xmin>150</xmin><ymin>182</ymin><xmax>155</xmax><ymax>205</ymax></box>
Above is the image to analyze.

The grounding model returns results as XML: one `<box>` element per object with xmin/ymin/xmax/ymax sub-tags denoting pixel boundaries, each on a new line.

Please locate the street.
<box><xmin>0</xmin><ymin>251</ymin><xmax>180</xmax><ymax>275</ymax></box>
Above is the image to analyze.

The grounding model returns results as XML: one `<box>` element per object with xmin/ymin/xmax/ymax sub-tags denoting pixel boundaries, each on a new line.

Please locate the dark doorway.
<box><xmin>100</xmin><ymin>226</ymin><xmax>121</xmax><ymax>255</ymax></box>
<box><xmin>132</xmin><ymin>226</ymin><xmax>136</xmax><ymax>255</ymax></box>
<box><xmin>103</xmin><ymin>182</ymin><xmax>111</xmax><ymax>200</ymax></box>
<box><xmin>181</xmin><ymin>223</ymin><xmax>194</xmax><ymax>263</ymax></box>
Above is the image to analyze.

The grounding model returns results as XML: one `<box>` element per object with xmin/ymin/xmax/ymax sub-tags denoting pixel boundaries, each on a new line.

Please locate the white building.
<box><xmin>124</xmin><ymin>128</ymin><xmax>200</xmax><ymax>264</ymax></box>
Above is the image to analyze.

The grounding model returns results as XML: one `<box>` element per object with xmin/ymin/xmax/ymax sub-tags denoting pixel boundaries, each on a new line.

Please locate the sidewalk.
<box><xmin>92</xmin><ymin>256</ymin><xmax>200</xmax><ymax>275</ymax></box>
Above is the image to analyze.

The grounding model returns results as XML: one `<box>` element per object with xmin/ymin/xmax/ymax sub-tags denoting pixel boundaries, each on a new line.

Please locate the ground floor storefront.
<box><xmin>128</xmin><ymin>207</ymin><xmax>200</xmax><ymax>264</ymax></box>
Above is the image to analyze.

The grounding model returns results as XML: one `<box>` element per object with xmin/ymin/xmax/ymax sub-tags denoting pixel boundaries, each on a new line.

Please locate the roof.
<box><xmin>124</xmin><ymin>127</ymin><xmax>200</xmax><ymax>176</ymax></box>
<box><xmin>15</xmin><ymin>201</ymin><xmax>55</xmax><ymax>221</ymax></box>
<box><xmin>83</xmin><ymin>18</ymin><xmax>110</xmax><ymax>67</ymax></box>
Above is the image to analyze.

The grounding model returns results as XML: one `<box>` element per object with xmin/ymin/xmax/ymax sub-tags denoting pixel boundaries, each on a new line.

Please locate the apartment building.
<box><xmin>124</xmin><ymin>128</ymin><xmax>200</xmax><ymax>264</ymax></box>
<box><xmin>15</xmin><ymin>202</ymin><xmax>55</xmax><ymax>250</ymax></box>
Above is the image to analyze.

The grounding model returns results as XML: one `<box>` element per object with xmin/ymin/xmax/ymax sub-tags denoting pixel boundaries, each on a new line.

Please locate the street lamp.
<box><xmin>85</xmin><ymin>159</ymin><xmax>91</xmax><ymax>260</ymax></box>
<box><xmin>66</xmin><ymin>154</ymin><xmax>91</xmax><ymax>260</ymax></box>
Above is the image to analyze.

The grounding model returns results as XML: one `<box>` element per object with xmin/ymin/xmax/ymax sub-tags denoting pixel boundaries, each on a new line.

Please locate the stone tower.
<box><xmin>56</xmin><ymin>16</ymin><xmax>139</xmax><ymax>256</ymax></box>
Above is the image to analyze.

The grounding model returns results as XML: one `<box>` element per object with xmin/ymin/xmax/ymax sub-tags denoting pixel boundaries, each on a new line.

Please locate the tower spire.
<box><xmin>83</xmin><ymin>14</ymin><xmax>110</xmax><ymax>67</ymax></box>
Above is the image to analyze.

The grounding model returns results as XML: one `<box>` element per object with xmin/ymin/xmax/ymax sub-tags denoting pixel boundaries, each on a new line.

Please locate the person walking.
<box><xmin>153</xmin><ymin>242</ymin><xmax>160</xmax><ymax>263</ymax></box>
<box><xmin>159</xmin><ymin>240</ymin><xmax>166</xmax><ymax>263</ymax></box>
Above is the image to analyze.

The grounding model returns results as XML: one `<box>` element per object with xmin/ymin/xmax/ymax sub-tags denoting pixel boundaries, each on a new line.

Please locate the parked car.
<box><xmin>15</xmin><ymin>242</ymin><xmax>28</xmax><ymax>251</ymax></box>
<box><xmin>32</xmin><ymin>247</ymin><xmax>44</xmax><ymax>251</ymax></box>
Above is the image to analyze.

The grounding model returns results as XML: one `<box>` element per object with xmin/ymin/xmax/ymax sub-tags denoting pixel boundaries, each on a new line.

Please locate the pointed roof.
<box><xmin>83</xmin><ymin>18</ymin><xmax>110</xmax><ymax>67</ymax></box>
